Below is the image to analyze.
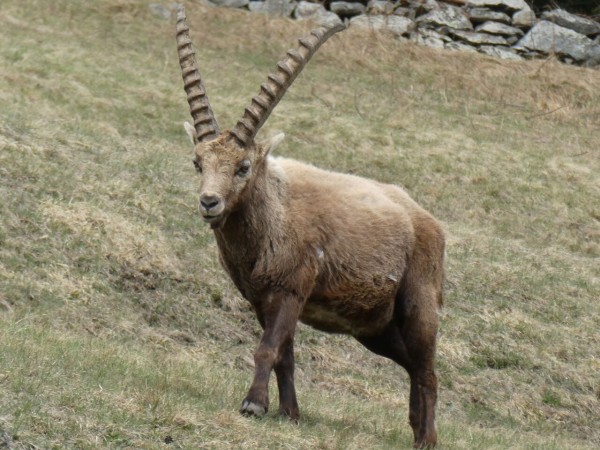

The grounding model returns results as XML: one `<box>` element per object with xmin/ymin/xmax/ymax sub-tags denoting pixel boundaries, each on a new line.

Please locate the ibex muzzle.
<box><xmin>192</xmin><ymin>138</ymin><xmax>257</xmax><ymax>229</ymax></box>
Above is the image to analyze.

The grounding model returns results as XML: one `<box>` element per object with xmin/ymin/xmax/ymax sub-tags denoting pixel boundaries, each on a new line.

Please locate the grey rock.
<box><xmin>541</xmin><ymin>9</ymin><xmax>600</xmax><ymax>37</ymax></box>
<box><xmin>475</xmin><ymin>21</ymin><xmax>523</xmax><ymax>36</ymax></box>
<box><xmin>393</xmin><ymin>7</ymin><xmax>412</xmax><ymax>18</ymax></box>
<box><xmin>416</xmin><ymin>4</ymin><xmax>473</xmax><ymax>30</ymax></box>
<box><xmin>584</xmin><ymin>44</ymin><xmax>600</xmax><ymax>67</ymax></box>
<box><xmin>149</xmin><ymin>3</ymin><xmax>174</xmax><ymax>20</ymax></box>
<box><xmin>413</xmin><ymin>0</ymin><xmax>440</xmax><ymax>14</ymax></box>
<box><xmin>248</xmin><ymin>1</ymin><xmax>266</xmax><ymax>12</ymax></box>
<box><xmin>516</xmin><ymin>49</ymin><xmax>544</xmax><ymax>59</ymax></box>
<box><xmin>385</xmin><ymin>16</ymin><xmax>417</xmax><ymax>36</ymax></box>
<box><xmin>412</xmin><ymin>28</ymin><xmax>451</xmax><ymax>49</ymax></box>
<box><xmin>248</xmin><ymin>0</ymin><xmax>296</xmax><ymax>16</ymax></box>
<box><xmin>512</xmin><ymin>9</ymin><xmax>536</xmax><ymax>29</ymax></box>
<box><xmin>413</xmin><ymin>31</ymin><xmax>446</xmax><ymax>49</ymax></box>
<box><xmin>505</xmin><ymin>34</ymin><xmax>520</xmax><ymax>45</ymax></box>
<box><xmin>445</xmin><ymin>41</ymin><xmax>478</xmax><ymax>53</ymax></box>
<box><xmin>515</xmin><ymin>21</ymin><xmax>593</xmax><ymax>61</ymax></box>
<box><xmin>479</xmin><ymin>45</ymin><xmax>524</xmax><ymax>60</ymax></box>
<box><xmin>419</xmin><ymin>27</ymin><xmax>453</xmax><ymax>42</ymax></box>
<box><xmin>264</xmin><ymin>0</ymin><xmax>298</xmax><ymax>17</ymax></box>
<box><xmin>330</xmin><ymin>1</ymin><xmax>365</xmax><ymax>17</ymax></box>
<box><xmin>368</xmin><ymin>0</ymin><xmax>410</xmax><ymax>16</ymax></box>
<box><xmin>468</xmin><ymin>7</ymin><xmax>511</xmax><ymax>24</ymax></box>
<box><xmin>317</xmin><ymin>10</ymin><xmax>343</xmax><ymax>27</ymax></box>
<box><xmin>294</xmin><ymin>1</ymin><xmax>342</xmax><ymax>26</ymax></box>
<box><xmin>449</xmin><ymin>29</ymin><xmax>509</xmax><ymax>45</ymax></box>
<box><xmin>351</xmin><ymin>15</ymin><xmax>415</xmax><ymax>37</ymax></box>
<box><xmin>294</xmin><ymin>0</ymin><xmax>321</xmax><ymax>18</ymax></box>
<box><xmin>418</xmin><ymin>36</ymin><xmax>446</xmax><ymax>49</ymax></box>
<box><xmin>209</xmin><ymin>0</ymin><xmax>249</xmax><ymax>7</ymax></box>
<box><xmin>367</xmin><ymin>0</ymin><xmax>394</xmax><ymax>14</ymax></box>
<box><xmin>466</xmin><ymin>0</ymin><xmax>530</xmax><ymax>12</ymax></box>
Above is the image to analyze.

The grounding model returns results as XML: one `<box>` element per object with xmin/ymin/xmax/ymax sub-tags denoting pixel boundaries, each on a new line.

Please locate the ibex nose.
<box><xmin>200</xmin><ymin>193</ymin><xmax>221</xmax><ymax>213</ymax></box>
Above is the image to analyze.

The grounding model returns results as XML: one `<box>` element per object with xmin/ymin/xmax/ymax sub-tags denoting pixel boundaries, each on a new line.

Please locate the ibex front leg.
<box><xmin>241</xmin><ymin>292</ymin><xmax>302</xmax><ymax>419</ymax></box>
<box><xmin>274</xmin><ymin>340</ymin><xmax>299</xmax><ymax>420</ymax></box>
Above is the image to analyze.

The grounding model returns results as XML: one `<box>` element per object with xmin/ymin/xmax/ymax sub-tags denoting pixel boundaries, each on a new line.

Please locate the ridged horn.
<box><xmin>231</xmin><ymin>23</ymin><xmax>346</xmax><ymax>147</ymax></box>
<box><xmin>176</xmin><ymin>5</ymin><xmax>220</xmax><ymax>142</ymax></box>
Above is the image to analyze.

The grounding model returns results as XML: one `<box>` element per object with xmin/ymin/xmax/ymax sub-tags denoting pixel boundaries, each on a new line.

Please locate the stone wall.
<box><xmin>151</xmin><ymin>0</ymin><xmax>600</xmax><ymax>67</ymax></box>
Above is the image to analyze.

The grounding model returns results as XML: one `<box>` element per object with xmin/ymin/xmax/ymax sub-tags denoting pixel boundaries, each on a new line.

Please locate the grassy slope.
<box><xmin>0</xmin><ymin>0</ymin><xmax>599</xmax><ymax>448</ymax></box>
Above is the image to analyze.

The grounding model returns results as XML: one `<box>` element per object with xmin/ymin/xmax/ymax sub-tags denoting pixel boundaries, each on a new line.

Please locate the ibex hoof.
<box><xmin>240</xmin><ymin>400</ymin><xmax>267</xmax><ymax>417</ymax></box>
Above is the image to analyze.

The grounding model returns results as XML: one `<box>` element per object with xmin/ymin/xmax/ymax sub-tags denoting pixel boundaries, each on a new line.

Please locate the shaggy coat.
<box><xmin>189</xmin><ymin>132</ymin><xmax>445</xmax><ymax>449</ymax></box>
<box><xmin>176</xmin><ymin>7</ymin><xmax>444</xmax><ymax>447</ymax></box>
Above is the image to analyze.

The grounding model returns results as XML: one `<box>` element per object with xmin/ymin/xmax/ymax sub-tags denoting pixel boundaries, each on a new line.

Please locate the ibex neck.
<box><xmin>214</xmin><ymin>160</ymin><xmax>287</xmax><ymax>253</ymax></box>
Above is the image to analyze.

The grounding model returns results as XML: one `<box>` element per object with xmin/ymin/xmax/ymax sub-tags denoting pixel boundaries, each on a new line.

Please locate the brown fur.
<box><xmin>188</xmin><ymin>130</ymin><xmax>445</xmax><ymax>448</ymax></box>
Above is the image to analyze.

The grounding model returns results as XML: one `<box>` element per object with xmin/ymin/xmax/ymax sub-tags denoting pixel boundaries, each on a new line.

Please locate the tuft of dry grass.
<box><xmin>0</xmin><ymin>0</ymin><xmax>599</xmax><ymax>448</ymax></box>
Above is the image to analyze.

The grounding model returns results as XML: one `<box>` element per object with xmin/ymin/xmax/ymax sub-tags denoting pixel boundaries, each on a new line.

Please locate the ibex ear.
<box><xmin>183</xmin><ymin>121</ymin><xmax>198</xmax><ymax>145</ymax></box>
<box><xmin>259</xmin><ymin>132</ymin><xmax>285</xmax><ymax>157</ymax></box>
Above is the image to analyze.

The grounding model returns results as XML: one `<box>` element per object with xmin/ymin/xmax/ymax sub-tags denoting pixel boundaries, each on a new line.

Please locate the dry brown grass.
<box><xmin>0</xmin><ymin>0</ymin><xmax>599</xmax><ymax>448</ymax></box>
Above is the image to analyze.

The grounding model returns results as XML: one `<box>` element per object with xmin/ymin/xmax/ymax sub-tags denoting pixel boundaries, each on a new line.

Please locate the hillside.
<box><xmin>0</xmin><ymin>0</ymin><xmax>599</xmax><ymax>448</ymax></box>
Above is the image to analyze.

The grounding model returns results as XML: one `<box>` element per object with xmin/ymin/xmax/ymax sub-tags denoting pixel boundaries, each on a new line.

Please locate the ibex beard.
<box><xmin>176</xmin><ymin>6</ymin><xmax>445</xmax><ymax>449</ymax></box>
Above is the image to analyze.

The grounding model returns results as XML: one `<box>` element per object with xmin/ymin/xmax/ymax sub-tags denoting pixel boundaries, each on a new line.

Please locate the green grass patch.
<box><xmin>1</xmin><ymin>0</ymin><xmax>599</xmax><ymax>448</ymax></box>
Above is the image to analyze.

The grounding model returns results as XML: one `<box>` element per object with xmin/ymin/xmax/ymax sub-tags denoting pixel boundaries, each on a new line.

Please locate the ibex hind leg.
<box><xmin>355</xmin><ymin>322</ymin><xmax>422</xmax><ymax>446</ymax></box>
<box><xmin>355</xmin><ymin>290</ymin><xmax>439</xmax><ymax>447</ymax></box>
<box><xmin>397</xmin><ymin>280</ymin><xmax>441</xmax><ymax>449</ymax></box>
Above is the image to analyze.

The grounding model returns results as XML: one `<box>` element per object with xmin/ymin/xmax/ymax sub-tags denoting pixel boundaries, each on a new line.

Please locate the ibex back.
<box><xmin>176</xmin><ymin>6</ymin><xmax>445</xmax><ymax>448</ymax></box>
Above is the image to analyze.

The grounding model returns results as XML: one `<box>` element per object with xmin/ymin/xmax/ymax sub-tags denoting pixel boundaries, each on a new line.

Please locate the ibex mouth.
<box><xmin>202</xmin><ymin>214</ymin><xmax>226</xmax><ymax>229</ymax></box>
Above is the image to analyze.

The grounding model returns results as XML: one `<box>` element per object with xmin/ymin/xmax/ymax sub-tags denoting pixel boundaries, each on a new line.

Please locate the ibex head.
<box><xmin>176</xmin><ymin>5</ymin><xmax>344</xmax><ymax>229</ymax></box>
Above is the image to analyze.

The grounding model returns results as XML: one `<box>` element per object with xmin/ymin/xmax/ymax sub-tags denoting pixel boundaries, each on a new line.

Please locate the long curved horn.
<box><xmin>231</xmin><ymin>23</ymin><xmax>346</xmax><ymax>147</ymax></box>
<box><xmin>176</xmin><ymin>5</ymin><xmax>220</xmax><ymax>142</ymax></box>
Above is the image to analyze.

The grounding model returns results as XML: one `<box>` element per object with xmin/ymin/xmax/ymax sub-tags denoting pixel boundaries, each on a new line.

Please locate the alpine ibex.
<box><xmin>175</xmin><ymin>6</ymin><xmax>444</xmax><ymax>448</ymax></box>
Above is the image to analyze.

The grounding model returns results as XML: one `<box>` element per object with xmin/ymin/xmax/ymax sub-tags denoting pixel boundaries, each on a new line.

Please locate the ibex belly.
<box><xmin>300</xmin><ymin>278</ymin><xmax>398</xmax><ymax>335</ymax></box>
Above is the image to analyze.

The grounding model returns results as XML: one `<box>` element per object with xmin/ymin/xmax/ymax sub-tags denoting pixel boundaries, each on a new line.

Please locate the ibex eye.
<box><xmin>193</xmin><ymin>160</ymin><xmax>202</xmax><ymax>174</ymax></box>
<box><xmin>236</xmin><ymin>161</ymin><xmax>251</xmax><ymax>177</ymax></box>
